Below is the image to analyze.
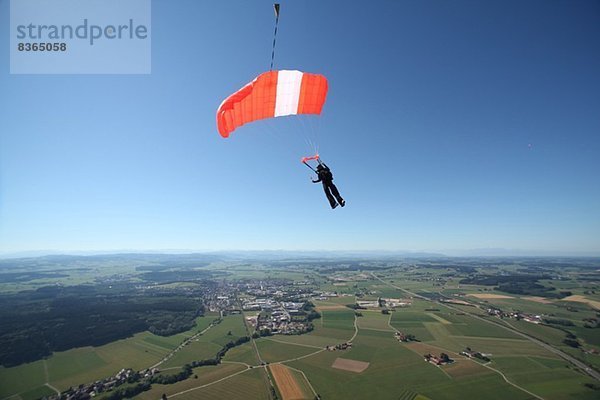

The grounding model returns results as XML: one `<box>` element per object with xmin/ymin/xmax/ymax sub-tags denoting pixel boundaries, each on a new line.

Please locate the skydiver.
<box><xmin>312</xmin><ymin>161</ymin><xmax>345</xmax><ymax>209</ymax></box>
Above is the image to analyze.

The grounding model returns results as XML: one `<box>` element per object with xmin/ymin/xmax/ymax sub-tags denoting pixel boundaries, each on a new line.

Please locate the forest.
<box><xmin>0</xmin><ymin>284</ymin><xmax>204</xmax><ymax>367</ymax></box>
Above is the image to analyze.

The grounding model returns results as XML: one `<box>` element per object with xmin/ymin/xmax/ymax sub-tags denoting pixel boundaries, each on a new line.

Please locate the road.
<box><xmin>371</xmin><ymin>272</ymin><xmax>600</xmax><ymax>382</ymax></box>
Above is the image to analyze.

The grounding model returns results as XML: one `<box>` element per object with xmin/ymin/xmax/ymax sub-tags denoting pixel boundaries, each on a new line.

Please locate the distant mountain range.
<box><xmin>0</xmin><ymin>248</ymin><xmax>598</xmax><ymax>260</ymax></box>
<box><xmin>0</xmin><ymin>249</ymin><xmax>446</xmax><ymax>260</ymax></box>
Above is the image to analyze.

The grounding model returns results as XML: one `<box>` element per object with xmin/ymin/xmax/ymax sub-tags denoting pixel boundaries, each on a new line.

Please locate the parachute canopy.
<box><xmin>217</xmin><ymin>70</ymin><xmax>328</xmax><ymax>138</ymax></box>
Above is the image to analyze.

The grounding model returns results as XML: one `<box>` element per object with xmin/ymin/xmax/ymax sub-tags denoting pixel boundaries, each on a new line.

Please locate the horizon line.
<box><xmin>1</xmin><ymin>248</ymin><xmax>599</xmax><ymax>259</ymax></box>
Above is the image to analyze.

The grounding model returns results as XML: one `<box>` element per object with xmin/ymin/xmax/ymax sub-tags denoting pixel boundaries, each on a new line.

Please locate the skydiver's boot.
<box><xmin>340</xmin><ymin>199</ymin><xmax>345</xmax><ymax>207</ymax></box>
<box><xmin>332</xmin><ymin>202</ymin><xmax>338</xmax><ymax>209</ymax></box>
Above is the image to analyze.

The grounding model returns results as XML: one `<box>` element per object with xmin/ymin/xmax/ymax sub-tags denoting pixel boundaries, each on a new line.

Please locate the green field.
<box><xmin>444</xmin><ymin>318</ymin><xmax>522</xmax><ymax>339</ymax></box>
<box><xmin>491</xmin><ymin>356</ymin><xmax>599</xmax><ymax>400</ymax></box>
<box><xmin>0</xmin><ymin>331</ymin><xmax>174</xmax><ymax>397</ymax></box>
<box><xmin>161</xmin><ymin>315</ymin><xmax>246</xmax><ymax>369</ymax></box>
<box><xmin>222</xmin><ymin>342</ymin><xmax>260</xmax><ymax>366</ymax></box>
<box><xmin>0</xmin><ymin>359</ymin><xmax>47</xmax><ymax>398</ymax></box>
<box><xmin>321</xmin><ymin>309</ymin><xmax>356</xmax><ymax>331</ymax></box>
<box><xmin>256</xmin><ymin>339</ymin><xmax>320</xmax><ymax>363</ymax></box>
<box><xmin>392</xmin><ymin>311</ymin><xmax>438</xmax><ymax>323</ymax></box>
<box><xmin>0</xmin><ymin>316</ymin><xmax>223</xmax><ymax>398</ymax></box>
<box><xmin>167</xmin><ymin>367</ymin><xmax>270</xmax><ymax>400</ymax></box>
<box><xmin>356</xmin><ymin>310</ymin><xmax>395</xmax><ymax>331</ymax></box>
<box><xmin>266</xmin><ymin>329</ymin><xmax>348</xmax><ymax>348</ymax></box>
<box><xmin>135</xmin><ymin>363</ymin><xmax>268</xmax><ymax>400</ymax></box>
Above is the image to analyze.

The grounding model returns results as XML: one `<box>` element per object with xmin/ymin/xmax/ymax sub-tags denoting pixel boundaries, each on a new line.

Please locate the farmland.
<box><xmin>0</xmin><ymin>331</ymin><xmax>173</xmax><ymax>397</ymax></box>
<box><xmin>0</xmin><ymin>254</ymin><xmax>599</xmax><ymax>400</ymax></box>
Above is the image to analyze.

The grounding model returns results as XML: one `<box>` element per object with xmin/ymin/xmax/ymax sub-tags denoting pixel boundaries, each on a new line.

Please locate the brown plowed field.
<box><xmin>269</xmin><ymin>364</ymin><xmax>308</xmax><ymax>400</ymax></box>
<box><xmin>331</xmin><ymin>357</ymin><xmax>370</xmax><ymax>373</ymax></box>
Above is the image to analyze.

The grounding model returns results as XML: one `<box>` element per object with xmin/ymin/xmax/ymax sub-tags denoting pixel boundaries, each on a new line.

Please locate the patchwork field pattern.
<box><xmin>2</xmin><ymin>257</ymin><xmax>599</xmax><ymax>400</ymax></box>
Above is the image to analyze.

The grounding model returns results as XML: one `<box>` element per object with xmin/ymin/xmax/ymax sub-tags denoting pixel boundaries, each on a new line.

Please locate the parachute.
<box><xmin>216</xmin><ymin>70</ymin><xmax>328</xmax><ymax>138</ymax></box>
<box><xmin>215</xmin><ymin>4</ymin><xmax>343</xmax><ymax>209</ymax></box>
<box><xmin>216</xmin><ymin>5</ymin><xmax>329</xmax><ymax>169</ymax></box>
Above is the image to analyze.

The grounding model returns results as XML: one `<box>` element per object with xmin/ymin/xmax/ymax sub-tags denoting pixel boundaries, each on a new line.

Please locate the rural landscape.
<box><xmin>2</xmin><ymin>1</ymin><xmax>599</xmax><ymax>400</ymax></box>
<box><xmin>1</xmin><ymin>254</ymin><xmax>599</xmax><ymax>400</ymax></box>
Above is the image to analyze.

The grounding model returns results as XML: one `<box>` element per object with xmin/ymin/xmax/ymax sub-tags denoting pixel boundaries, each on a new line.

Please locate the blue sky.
<box><xmin>1</xmin><ymin>0</ymin><xmax>599</xmax><ymax>255</ymax></box>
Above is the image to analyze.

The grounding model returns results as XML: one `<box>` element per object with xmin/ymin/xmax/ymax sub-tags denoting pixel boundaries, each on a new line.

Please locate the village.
<box><xmin>484</xmin><ymin>306</ymin><xmax>542</xmax><ymax>324</ymax></box>
<box><xmin>54</xmin><ymin>367</ymin><xmax>159</xmax><ymax>400</ymax></box>
<box><xmin>200</xmin><ymin>278</ymin><xmax>329</xmax><ymax>336</ymax></box>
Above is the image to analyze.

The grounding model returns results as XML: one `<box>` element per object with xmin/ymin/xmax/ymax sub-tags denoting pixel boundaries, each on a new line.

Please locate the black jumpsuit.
<box><xmin>313</xmin><ymin>164</ymin><xmax>344</xmax><ymax>208</ymax></box>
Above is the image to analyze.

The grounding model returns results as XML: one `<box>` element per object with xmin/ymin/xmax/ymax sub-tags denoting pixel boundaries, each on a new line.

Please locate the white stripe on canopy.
<box><xmin>274</xmin><ymin>70</ymin><xmax>303</xmax><ymax>117</ymax></box>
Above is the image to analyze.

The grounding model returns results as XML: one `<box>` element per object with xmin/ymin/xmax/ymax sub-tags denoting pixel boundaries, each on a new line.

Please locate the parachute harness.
<box><xmin>301</xmin><ymin>154</ymin><xmax>320</xmax><ymax>172</ymax></box>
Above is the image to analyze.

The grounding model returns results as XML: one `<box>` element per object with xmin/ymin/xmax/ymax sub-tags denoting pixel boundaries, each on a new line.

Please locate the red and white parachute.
<box><xmin>216</xmin><ymin>70</ymin><xmax>328</xmax><ymax>138</ymax></box>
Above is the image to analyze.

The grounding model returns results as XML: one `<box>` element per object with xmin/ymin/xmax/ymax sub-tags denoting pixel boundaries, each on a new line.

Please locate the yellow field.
<box><xmin>468</xmin><ymin>293</ymin><xmax>514</xmax><ymax>299</ymax></box>
<box><xmin>561</xmin><ymin>295</ymin><xmax>600</xmax><ymax>310</ymax></box>
<box><xmin>522</xmin><ymin>296</ymin><xmax>553</xmax><ymax>304</ymax></box>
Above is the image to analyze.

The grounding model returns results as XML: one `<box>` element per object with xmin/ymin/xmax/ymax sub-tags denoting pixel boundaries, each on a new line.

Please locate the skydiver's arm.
<box><xmin>312</xmin><ymin>176</ymin><xmax>321</xmax><ymax>183</ymax></box>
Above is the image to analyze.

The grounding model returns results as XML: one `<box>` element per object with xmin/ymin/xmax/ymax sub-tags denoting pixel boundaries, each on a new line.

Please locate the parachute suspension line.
<box><xmin>262</xmin><ymin>118</ymin><xmax>286</xmax><ymax>149</ymax></box>
<box><xmin>270</xmin><ymin>4</ymin><xmax>281</xmax><ymax>71</ymax></box>
<box><xmin>262</xmin><ymin>118</ymin><xmax>299</xmax><ymax>161</ymax></box>
<box><xmin>291</xmin><ymin>114</ymin><xmax>310</xmax><ymax>147</ymax></box>
<box><xmin>317</xmin><ymin>112</ymin><xmax>323</xmax><ymax>146</ymax></box>
<box><xmin>314</xmin><ymin>116</ymin><xmax>321</xmax><ymax>155</ymax></box>
<box><xmin>300</xmin><ymin>115</ymin><xmax>319</xmax><ymax>156</ymax></box>
<box><xmin>293</xmin><ymin>114</ymin><xmax>311</xmax><ymax>153</ymax></box>
<box><xmin>297</xmin><ymin>114</ymin><xmax>310</xmax><ymax>138</ymax></box>
<box><xmin>313</xmin><ymin>115</ymin><xmax>321</xmax><ymax>152</ymax></box>
<box><xmin>293</xmin><ymin>114</ymin><xmax>316</xmax><ymax>156</ymax></box>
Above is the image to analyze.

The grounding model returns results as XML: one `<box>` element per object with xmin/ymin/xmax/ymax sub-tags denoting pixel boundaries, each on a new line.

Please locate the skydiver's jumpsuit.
<box><xmin>313</xmin><ymin>164</ymin><xmax>344</xmax><ymax>209</ymax></box>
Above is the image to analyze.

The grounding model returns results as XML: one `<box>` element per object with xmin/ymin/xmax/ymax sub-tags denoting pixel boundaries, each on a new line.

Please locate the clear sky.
<box><xmin>1</xmin><ymin>0</ymin><xmax>599</xmax><ymax>255</ymax></box>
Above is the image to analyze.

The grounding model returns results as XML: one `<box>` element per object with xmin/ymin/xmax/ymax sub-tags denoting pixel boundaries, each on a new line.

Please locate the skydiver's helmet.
<box><xmin>316</xmin><ymin>164</ymin><xmax>325</xmax><ymax>171</ymax></box>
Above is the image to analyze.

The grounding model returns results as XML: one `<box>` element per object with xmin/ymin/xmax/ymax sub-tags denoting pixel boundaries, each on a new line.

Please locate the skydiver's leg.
<box><xmin>329</xmin><ymin>183</ymin><xmax>345</xmax><ymax>205</ymax></box>
<box><xmin>322</xmin><ymin>182</ymin><xmax>338</xmax><ymax>208</ymax></box>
